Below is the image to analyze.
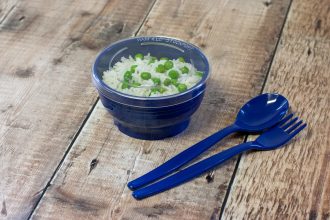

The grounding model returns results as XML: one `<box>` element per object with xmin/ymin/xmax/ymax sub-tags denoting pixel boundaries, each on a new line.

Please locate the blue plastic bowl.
<box><xmin>92</xmin><ymin>36</ymin><xmax>210</xmax><ymax>140</ymax></box>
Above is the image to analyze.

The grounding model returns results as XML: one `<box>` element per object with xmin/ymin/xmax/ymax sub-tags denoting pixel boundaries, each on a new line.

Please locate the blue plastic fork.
<box><xmin>132</xmin><ymin>114</ymin><xmax>306</xmax><ymax>200</ymax></box>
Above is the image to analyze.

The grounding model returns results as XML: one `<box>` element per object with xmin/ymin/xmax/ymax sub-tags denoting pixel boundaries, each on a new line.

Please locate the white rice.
<box><xmin>102</xmin><ymin>54</ymin><xmax>203</xmax><ymax>97</ymax></box>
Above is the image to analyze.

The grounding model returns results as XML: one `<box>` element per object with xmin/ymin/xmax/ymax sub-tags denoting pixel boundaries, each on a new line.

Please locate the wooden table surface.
<box><xmin>0</xmin><ymin>0</ymin><xmax>329</xmax><ymax>219</ymax></box>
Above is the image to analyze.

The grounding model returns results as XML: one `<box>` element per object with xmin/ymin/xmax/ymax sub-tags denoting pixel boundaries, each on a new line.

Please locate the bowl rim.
<box><xmin>92</xmin><ymin>35</ymin><xmax>211</xmax><ymax>101</ymax></box>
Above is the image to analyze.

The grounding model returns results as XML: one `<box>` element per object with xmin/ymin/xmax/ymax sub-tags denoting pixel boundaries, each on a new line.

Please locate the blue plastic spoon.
<box><xmin>128</xmin><ymin>93</ymin><xmax>289</xmax><ymax>190</ymax></box>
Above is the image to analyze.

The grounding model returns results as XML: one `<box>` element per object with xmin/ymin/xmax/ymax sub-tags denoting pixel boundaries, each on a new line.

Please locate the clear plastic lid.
<box><xmin>92</xmin><ymin>36</ymin><xmax>210</xmax><ymax>108</ymax></box>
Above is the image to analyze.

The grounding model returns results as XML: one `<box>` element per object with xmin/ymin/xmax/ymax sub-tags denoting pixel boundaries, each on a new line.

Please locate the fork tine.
<box><xmin>286</xmin><ymin>120</ymin><xmax>303</xmax><ymax>133</ymax></box>
<box><xmin>289</xmin><ymin>123</ymin><xmax>307</xmax><ymax>139</ymax></box>
<box><xmin>282</xmin><ymin>117</ymin><xmax>298</xmax><ymax>130</ymax></box>
<box><xmin>278</xmin><ymin>113</ymin><xmax>294</xmax><ymax>126</ymax></box>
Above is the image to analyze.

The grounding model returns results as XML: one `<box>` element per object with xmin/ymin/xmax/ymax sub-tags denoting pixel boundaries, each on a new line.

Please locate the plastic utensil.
<box><xmin>128</xmin><ymin>93</ymin><xmax>289</xmax><ymax>190</ymax></box>
<box><xmin>133</xmin><ymin>114</ymin><xmax>306</xmax><ymax>199</ymax></box>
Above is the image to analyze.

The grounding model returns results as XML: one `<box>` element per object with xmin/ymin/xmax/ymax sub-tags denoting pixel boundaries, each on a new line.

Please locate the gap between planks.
<box><xmin>26</xmin><ymin>97</ymin><xmax>99</xmax><ymax>220</ymax></box>
<box><xmin>26</xmin><ymin>0</ymin><xmax>158</xmax><ymax>219</ymax></box>
<box><xmin>218</xmin><ymin>0</ymin><xmax>294</xmax><ymax>219</ymax></box>
<box><xmin>221</xmin><ymin>0</ymin><xmax>330</xmax><ymax>218</ymax></box>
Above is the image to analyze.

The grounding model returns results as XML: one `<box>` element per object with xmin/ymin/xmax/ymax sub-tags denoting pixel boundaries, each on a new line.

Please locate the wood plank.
<box><xmin>222</xmin><ymin>0</ymin><xmax>330</xmax><ymax>219</ymax></box>
<box><xmin>31</xmin><ymin>0</ymin><xmax>292</xmax><ymax>219</ymax></box>
<box><xmin>0</xmin><ymin>0</ymin><xmax>155</xmax><ymax>219</ymax></box>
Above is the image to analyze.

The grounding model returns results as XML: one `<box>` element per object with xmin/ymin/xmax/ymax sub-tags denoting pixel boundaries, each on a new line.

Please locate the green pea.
<box><xmin>121</xmin><ymin>81</ymin><xmax>130</xmax><ymax>89</ymax></box>
<box><xmin>160</xmin><ymin>57</ymin><xmax>169</xmax><ymax>61</ymax></box>
<box><xmin>148</xmin><ymin>56</ymin><xmax>157</xmax><ymax>64</ymax></box>
<box><xmin>155</xmin><ymin>64</ymin><xmax>166</xmax><ymax>73</ymax></box>
<box><xmin>163</xmin><ymin>78</ymin><xmax>172</xmax><ymax>86</ymax></box>
<box><xmin>135</xmin><ymin>53</ymin><xmax>144</xmax><ymax>60</ymax></box>
<box><xmin>196</xmin><ymin>71</ymin><xmax>203</xmax><ymax>77</ymax></box>
<box><xmin>150</xmin><ymin>87</ymin><xmax>159</xmax><ymax>94</ymax></box>
<box><xmin>168</xmin><ymin>70</ymin><xmax>179</xmax><ymax>79</ymax></box>
<box><xmin>130</xmin><ymin>65</ymin><xmax>138</xmax><ymax>72</ymax></box>
<box><xmin>152</xmin><ymin>77</ymin><xmax>161</xmax><ymax>85</ymax></box>
<box><xmin>178</xmin><ymin>57</ymin><xmax>185</xmax><ymax>62</ymax></box>
<box><xmin>131</xmin><ymin>82</ymin><xmax>141</xmax><ymax>88</ymax></box>
<box><xmin>164</xmin><ymin>60</ymin><xmax>174</xmax><ymax>70</ymax></box>
<box><xmin>124</xmin><ymin>71</ymin><xmax>133</xmax><ymax>81</ymax></box>
<box><xmin>171</xmin><ymin>79</ymin><xmax>179</xmax><ymax>86</ymax></box>
<box><xmin>141</xmin><ymin>72</ymin><xmax>151</xmax><ymax>80</ymax></box>
<box><xmin>180</xmin><ymin>66</ymin><xmax>189</xmax><ymax>74</ymax></box>
<box><xmin>177</xmin><ymin>83</ymin><xmax>187</xmax><ymax>92</ymax></box>
<box><xmin>158</xmin><ymin>87</ymin><xmax>167</xmax><ymax>94</ymax></box>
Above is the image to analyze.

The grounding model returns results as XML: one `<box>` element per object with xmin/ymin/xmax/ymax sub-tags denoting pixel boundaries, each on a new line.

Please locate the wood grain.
<box><xmin>222</xmin><ymin>0</ymin><xmax>330</xmax><ymax>219</ymax></box>
<box><xmin>31</xmin><ymin>0</ymin><xmax>292</xmax><ymax>219</ymax></box>
<box><xmin>0</xmin><ymin>0</ymin><xmax>155</xmax><ymax>219</ymax></box>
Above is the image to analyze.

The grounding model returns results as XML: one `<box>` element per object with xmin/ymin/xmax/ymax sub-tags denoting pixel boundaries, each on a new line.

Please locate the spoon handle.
<box><xmin>132</xmin><ymin>141</ymin><xmax>257</xmax><ymax>200</ymax></box>
<box><xmin>128</xmin><ymin>124</ymin><xmax>239</xmax><ymax>190</ymax></box>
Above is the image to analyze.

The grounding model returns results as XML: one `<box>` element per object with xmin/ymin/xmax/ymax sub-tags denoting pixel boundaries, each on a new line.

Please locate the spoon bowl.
<box><xmin>235</xmin><ymin>93</ymin><xmax>289</xmax><ymax>132</ymax></box>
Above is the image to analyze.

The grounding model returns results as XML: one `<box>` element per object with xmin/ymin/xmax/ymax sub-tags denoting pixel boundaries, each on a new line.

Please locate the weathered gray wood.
<box><xmin>222</xmin><ymin>0</ymin><xmax>330</xmax><ymax>219</ymax></box>
<box><xmin>31</xmin><ymin>0</ymin><xmax>292</xmax><ymax>219</ymax></box>
<box><xmin>0</xmin><ymin>0</ymin><xmax>155</xmax><ymax>219</ymax></box>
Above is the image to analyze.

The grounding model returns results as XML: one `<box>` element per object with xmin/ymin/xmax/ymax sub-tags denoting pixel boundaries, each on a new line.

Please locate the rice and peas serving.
<box><xmin>102</xmin><ymin>53</ymin><xmax>203</xmax><ymax>97</ymax></box>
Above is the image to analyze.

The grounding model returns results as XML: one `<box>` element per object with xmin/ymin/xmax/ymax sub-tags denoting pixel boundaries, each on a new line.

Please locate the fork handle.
<box><xmin>128</xmin><ymin>124</ymin><xmax>239</xmax><ymax>190</ymax></box>
<box><xmin>132</xmin><ymin>141</ymin><xmax>258</xmax><ymax>200</ymax></box>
